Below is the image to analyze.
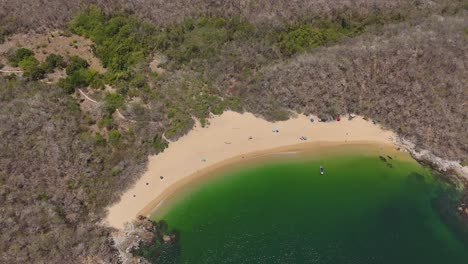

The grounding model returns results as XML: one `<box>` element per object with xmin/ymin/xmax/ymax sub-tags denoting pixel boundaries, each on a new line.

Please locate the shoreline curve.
<box><xmin>140</xmin><ymin>141</ymin><xmax>406</xmax><ymax>219</ymax></box>
<box><xmin>104</xmin><ymin>111</ymin><xmax>397</xmax><ymax>229</ymax></box>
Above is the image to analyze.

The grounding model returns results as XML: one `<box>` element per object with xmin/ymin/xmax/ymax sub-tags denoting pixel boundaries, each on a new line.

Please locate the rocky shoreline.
<box><xmin>112</xmin><ymin>216</ymin><xmax>177</xmax><ymax>264</ymax></box>
<box><xmin>395</xmin><ymin>136</ymin><xmax>468</xmax><ymax>222</ymax></box>
<box><xmin>112</xmin><ymin>217</ymin><xmax>155</xmax><ymax>264</ymax></box>
<box><xmin>395</xmin><ymin>136</ymin><xmax>468</xmax><ymax>181</ymax></box>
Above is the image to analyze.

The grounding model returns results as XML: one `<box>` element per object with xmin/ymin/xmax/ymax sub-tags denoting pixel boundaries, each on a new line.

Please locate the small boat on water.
<box><xmin>320</xmin><ymin>166</ymin><xmax>324</xmax><ymax>175</ymax></box>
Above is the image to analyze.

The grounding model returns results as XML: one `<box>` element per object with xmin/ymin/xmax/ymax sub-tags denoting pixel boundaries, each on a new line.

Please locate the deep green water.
<box><xmin>151</xmin><ymin>151</ymin><xmax>468</xmax><ymax>263</ymax></box>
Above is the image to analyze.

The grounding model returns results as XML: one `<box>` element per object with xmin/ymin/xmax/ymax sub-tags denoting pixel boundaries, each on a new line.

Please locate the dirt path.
<box><xmin>162</xmin><ymin>133</ymin><xmax>173</xmax><ymax>143</ymax></box>
<box><xmin>78</xmin><ymin>89</ymin><xmax>99</xmax><ymax>104</ymax></box>
<box><xmin>0</xmin><ymin>69</ymin><xmax>23</xmax><ymax>73</ymax></box>
<box><xmin>116</xmin><ymin>109</ymin><xmax>136</xmax><ymax>123</ymax></box>
<box><xmin>78</xmin><ymin>88</ymin><xmax>153</xmax><ymax>124</ymax></box>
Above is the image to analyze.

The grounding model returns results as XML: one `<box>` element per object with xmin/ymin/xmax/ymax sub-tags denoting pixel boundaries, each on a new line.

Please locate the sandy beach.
<box><xmin>104</xmin><ymin>111</ymin><xmax>397</xmax><ymax>229</ymax></box>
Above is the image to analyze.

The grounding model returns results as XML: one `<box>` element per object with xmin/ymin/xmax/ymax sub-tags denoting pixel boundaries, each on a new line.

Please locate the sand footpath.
<box><xmin>105</xmin><ymin>111</ymin><xmax>396</xmax><ymax>229</ymax></box>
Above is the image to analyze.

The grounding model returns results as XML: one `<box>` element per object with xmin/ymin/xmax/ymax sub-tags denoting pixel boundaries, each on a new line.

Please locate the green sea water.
<box><xmin>150</xmin><ymin>149</ymin><xmax>468</xmax><ymax>263</ymax></box>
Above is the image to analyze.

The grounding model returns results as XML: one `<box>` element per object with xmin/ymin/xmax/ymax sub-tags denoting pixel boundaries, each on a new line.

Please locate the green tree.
<box><xmin>66</xmin><ymin>56</ymin><xmax>89</xmax><ymax>75</ymax></box>
<box><xmin>43</xmin><ymin>54</ymin><xmax>65</xmax><ymax>73</ymax></box>
<box><xmin>18</xmin><ymin>56</ymin><xmax>45</xmax><ymax>80</ymax></box>
<box><xmin>69</xmin><ymin>7</ymin><xmax>157</xmax><ymax>73</ymax></box>
<box><xmin>152</xmin><ymin>134</ymin><xmax>168</xmax><ymax>153</ymax></box>
<box><xmin>278</xmin><ymin>25</ymin><xmax>323</xmax><ymax>56</ymax></box>
<box><xmin>58</xmin><ymin>70</ymin><xmax>85</xmax><ymax>93</ymax></box>
<box><xmin>102</xmin><ymin>93</ymin><xmax>124</xmax><ymax>116</ymax></box>
<box><xmin>8</xmin><ymin>48</ymin><xmax>35</xmax><ymax>67</ymax></box>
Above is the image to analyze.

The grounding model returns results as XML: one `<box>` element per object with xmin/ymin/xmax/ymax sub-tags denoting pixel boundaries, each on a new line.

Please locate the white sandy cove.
<box><xmin>105</xmin><ymin>111</ymin><xmax>396</xmax><ymax>229</ymax></box>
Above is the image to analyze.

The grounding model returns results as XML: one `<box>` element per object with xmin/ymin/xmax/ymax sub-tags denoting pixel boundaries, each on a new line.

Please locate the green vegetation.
<box><xmin>69</xmin><ymin>7</ymin><xmax>250</xmax><ymax>73</ymax></box>
<box><xmin>43</xmin><ymin>54</ymin><xmax>65</xmax><ymax>73</ymax></box>
<box><xmin>275</xmin><ymin>12</ymin><xmax>407</xmax><ymax>56</ymax></box>
<box><xmin>62</xmin><ymin>6</ymin><xmax>412</xmax><ymax>140</ymax></box>
<box><xmin>102</xmin><ymin>92</ymin><xmax>123</xmax><ymax>116</ymax></box>
<box><xmin>58</xmin><ymin>68</ymin><xmax>101</xmax><ymax>93</ymax></box>
<box><xmin>156</xmin><ymin>16</ymin><xmax>252</xmax><ymax>69</ymax></box>
<box><xmin>7</xmin><ymin>49</ymin><xmax>66</xmax><ymax>80</ymax></box>
<box><xmin>8</xmin><ymin>48</ymin><xmax>35</xmax><ymax>67</ymax></box>
<box><xmin>65</xmin><ymin>55</ymin><xmax>89</xmax><ymax>75</ymax></box>
<box><xmin>276</xmin><ymin>21</ymin><xmax>356</xmax><ymax>56</ymax></box>
<box><xmin>67</xmin><ymin>8</ymin><xmax>249</xmax><ymax>137</ymax></box>
<box><xmin>58</xmin><ymin>56</ymin><xmax>103</xmax><ymax>93</ymax></box>
<box><xmin>69</xmin><ymin>5</ymin><xmax>157</xmax><ymax>75</ymax></box>
<box><xmin>97</xmin><ymin>117</ymin><xmax>113</xmax><ymax>129</ymax></box>
<box><xmin>7</xmin><ymin>48</ymin><xmax>45</xmax><ymax>80</ymax></box>
<box><xmin>152</xmin><ymin>134</ymin><xmax>168</xmax><ymax>153</ymax></box>
<box><xmin>18</xmin><ymin>56</ymin><xmax>45</xmax><ymax>80</ymax></box>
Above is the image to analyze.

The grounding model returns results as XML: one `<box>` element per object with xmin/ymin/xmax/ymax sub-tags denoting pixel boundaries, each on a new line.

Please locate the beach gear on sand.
<box><xmin>310</xmin><ymin>118</ymin><xmax>314</xmax><ymax>122</ymax></box>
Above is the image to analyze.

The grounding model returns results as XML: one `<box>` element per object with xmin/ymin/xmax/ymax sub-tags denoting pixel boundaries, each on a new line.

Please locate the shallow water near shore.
<box><xmin>150</xmin><ymin>146</ymin><xmax>468</xmax><ymax>263</ymax></box>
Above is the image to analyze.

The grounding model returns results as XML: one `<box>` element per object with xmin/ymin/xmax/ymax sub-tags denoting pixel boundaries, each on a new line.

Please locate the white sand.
<box><xmin>104</xmin><ymin>111</ymin><xmax>396</xmax><ymax>229</ymax></box>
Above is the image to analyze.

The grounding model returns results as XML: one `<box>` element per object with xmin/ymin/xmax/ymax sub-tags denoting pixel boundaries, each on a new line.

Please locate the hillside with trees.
<box><xmin>0</xmin><ymin>0</ymin><xmax>467</xmax><ymax>263</ymax></box>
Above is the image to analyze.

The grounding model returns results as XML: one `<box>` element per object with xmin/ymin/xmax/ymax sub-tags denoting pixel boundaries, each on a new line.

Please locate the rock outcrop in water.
<box><xmin>396</xmin><ymin>136</ymin><xmax>468</xmax><ymax>181</ymax></box>
<box><xmin>112</xmin><ymin>216</ymin><xmax>179</xmax><ymax>264</ymax></box>
<box><xmin>112</xmin><ymin>216</ymin><xmax>155</xmax><ymax>264</ymax></box>
<box><xmin>396</xmin><ymin>136</ymin><xmax>468</xmax><ymax>234</ymax></box>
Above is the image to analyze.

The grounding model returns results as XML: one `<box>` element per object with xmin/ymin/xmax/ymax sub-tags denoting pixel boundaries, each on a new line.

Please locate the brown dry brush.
<box><xmin>239</xmin><ymin>15</ymin><xmax>468</xmax><ymax>161</ymax></box>
<box><xmin>0</xmin><ymin>0</ymin><xmax>464</xmax><ymax>35</ymax></box>
<box><xmin>0</xmin><ymin>78</ymin><xmax>167</xmax><ymax>263</ymax></box>
<box><xmin>0</xmin><ymin>79</ymin><xmax>112</xmax><ymax>263</ymax></box>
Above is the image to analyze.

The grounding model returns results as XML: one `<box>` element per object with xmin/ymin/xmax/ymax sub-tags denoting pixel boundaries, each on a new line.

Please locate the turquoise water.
<box><xmin>152</xmin><ymin>150</ymin><xmax>468</xmax><ymax>263</ymax></box>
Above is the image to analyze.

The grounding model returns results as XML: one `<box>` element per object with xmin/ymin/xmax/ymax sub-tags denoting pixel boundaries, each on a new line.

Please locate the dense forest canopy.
<box><xmin>0</xmin><ymin>0</ymin><xmax>467</xmax><ymax>263</ymax></box>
